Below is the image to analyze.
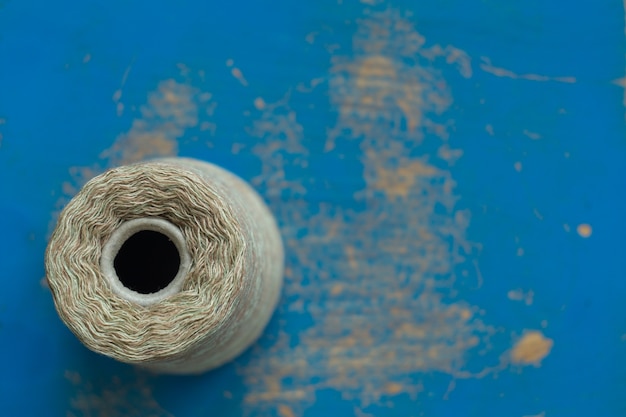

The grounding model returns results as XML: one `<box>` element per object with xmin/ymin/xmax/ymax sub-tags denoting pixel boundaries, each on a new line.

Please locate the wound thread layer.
<box><xmin>46</xmin><ymin>158</ymin><xmax>284</xmax><ymax>374</ymax></box>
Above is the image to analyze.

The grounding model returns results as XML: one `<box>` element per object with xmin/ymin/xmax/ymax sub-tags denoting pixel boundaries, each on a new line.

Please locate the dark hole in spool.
<box><xmin>113</xmin><ymin>230</ymin><xmax>180</xmax><ymax>294</ymax></box>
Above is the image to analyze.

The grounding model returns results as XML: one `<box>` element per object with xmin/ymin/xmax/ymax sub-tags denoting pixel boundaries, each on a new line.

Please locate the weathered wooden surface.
<box><xmin>0</xmin><ymin>0</ymin><xmax>625</xmax><ymax>416</ymax></box>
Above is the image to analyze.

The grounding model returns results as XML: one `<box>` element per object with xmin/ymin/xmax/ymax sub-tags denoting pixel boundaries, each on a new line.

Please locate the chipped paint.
<box><xmin>254</xmin><ymin>97</ymin><xmax>266</xmax><ymax>110</ymax></box>
<box><xmin>62</xmin><ymin>79</ymin><xmax>201</xmax><ymax>198</ymax></box>
<box><xmin>49</xmin><ymin>5</ymin><xmax>571</xmax><ymax>415</ymax></box>
<box><xmin>64</xmin><ymin>370</ymin><xmax>173</xmax><ymax>417</ymax></box>
<box><xmin>576</xmin><ymin>223</ymin><xmax>592</xmax><ymax>238</ymax></box>
<box><xmin>371</xmin><ymin>157</ymin><xmax>437</xmax><ymax>199</ymax></box>
<box><xmin>231</xmin><ymin>67</ymin><xmax>249</xmax><ymax>86</ymax></box>
<box><xmin>225</xmin><ymin>59</ymin><xmax>249</xmax><ymax>86</ymax></box>
<box><xmin>523</xmin><ymin>129</ymin><xmax>542</xmax><ymax>140</ymax></box>
<box><xmin>247</xmin><ymin>92</ymin><xmax>308</xmax><ymax>197</ymax></box>
<box><xmin>480</xmin><ymin>57</ymin><xmax>576</xmax><ymax>83</ymax></box>
<box><xmin>510</xmin><ymin>331</ymin><xmax>553</xmax><ymax>366</ymax></box>
<box><xmin>54</xmin><ymin>78</ymin><xmax>210</xmax><ymax>241</ymax></box>
<box><xmin>98</xmin><ymin>79</ymin><xmax>197</xmax><ymax>164</ymax></box>
<box><xmin>277</xmin><ymin>405</ymin><xmax>296</xmax><ymax>417</ymax></box>
<box><xmin>112</xmin><ymin>61</ymin><xmax>135</xmax><ymax>117</ymax></box>
<box><xmin>240</xmin><ymin>8</ymin><xmax>501</xmax><ymax>413</ymax></box>
<box><xmin>507</xmin><ymin>289</ymin><xmax>534</xmax><ymax>305</ymax></box>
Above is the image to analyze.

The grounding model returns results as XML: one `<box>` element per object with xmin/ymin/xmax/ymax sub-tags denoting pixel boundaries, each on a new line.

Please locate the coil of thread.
<box><xmin>45</xmin><ymin>157</ymin><xmax>284</xmax><ymax>374</ymax></box>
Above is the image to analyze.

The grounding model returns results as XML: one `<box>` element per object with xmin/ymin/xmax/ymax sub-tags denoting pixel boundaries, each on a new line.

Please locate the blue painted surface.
<box><xmin>1</xmin><ymin>0</ymin><xmax>625</xmax><ymax>416</ymax></box>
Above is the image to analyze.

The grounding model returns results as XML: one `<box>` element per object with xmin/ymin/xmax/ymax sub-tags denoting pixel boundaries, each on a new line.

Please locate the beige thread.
<box><xmin>46</xmin><ymin>158</ymin><xmax>284</xmax><ymax>374</ymax></box>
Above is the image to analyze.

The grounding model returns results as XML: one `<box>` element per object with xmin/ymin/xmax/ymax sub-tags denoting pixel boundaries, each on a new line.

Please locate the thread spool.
<box><xmin>45</xmin><ymin>157</ymin><xmax>284</xmax><ymax>374</ymax></box>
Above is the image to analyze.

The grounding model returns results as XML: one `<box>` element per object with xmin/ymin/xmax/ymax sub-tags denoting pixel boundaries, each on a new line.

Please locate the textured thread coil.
<box><xmin>45</xmin><ymin>158</ymin><xmax>284</xmax><ymax>374</ymax></box>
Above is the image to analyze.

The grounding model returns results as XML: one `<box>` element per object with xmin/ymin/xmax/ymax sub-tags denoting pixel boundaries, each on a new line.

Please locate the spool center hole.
<box><xmin>114</xmin><ymin>230</ymin><xmax>181</xmax><ymax>294</ymax></box>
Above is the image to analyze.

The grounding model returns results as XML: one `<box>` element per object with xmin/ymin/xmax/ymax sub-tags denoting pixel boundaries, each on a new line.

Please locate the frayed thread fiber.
<box><xmin>46</xmin><ymin>158</ymin><xmax>284</xmax><ymax>374</ymax></box>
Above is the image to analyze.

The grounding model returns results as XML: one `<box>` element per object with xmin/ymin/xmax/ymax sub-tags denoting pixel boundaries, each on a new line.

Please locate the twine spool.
<box><xmin>45</xmin><ymin>157</ymin><xmax>284</xmax><ymax>374</ymax></box>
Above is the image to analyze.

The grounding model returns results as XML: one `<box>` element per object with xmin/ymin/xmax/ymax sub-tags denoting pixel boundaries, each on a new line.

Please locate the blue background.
<box><xmin>1</xmin><ymin>0</ymin><xmax>625</xmax><ymax>416</ymax></box>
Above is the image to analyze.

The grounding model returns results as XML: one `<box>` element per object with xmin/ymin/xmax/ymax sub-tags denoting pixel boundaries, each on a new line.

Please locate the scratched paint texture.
<box><xmin>0</xmin><ymin>1</ymin><xmax>625</xmax><ymax>416</ymax></box>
